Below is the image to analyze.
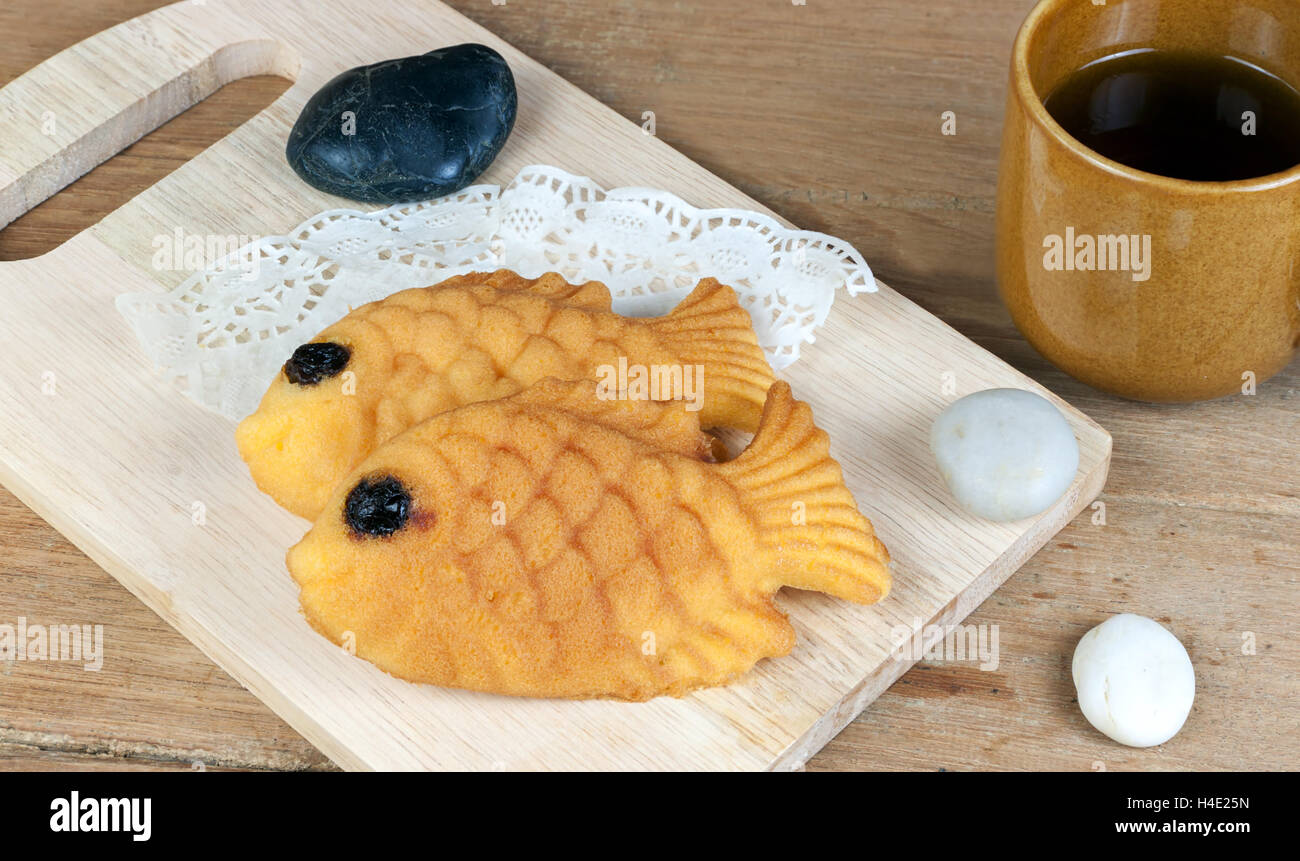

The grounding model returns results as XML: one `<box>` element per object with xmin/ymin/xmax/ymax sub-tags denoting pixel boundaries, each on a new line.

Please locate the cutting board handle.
<box><xmin>0</xmin><ymin>3</ymin><xmax>299</xmax><ymax>232</ymax></box>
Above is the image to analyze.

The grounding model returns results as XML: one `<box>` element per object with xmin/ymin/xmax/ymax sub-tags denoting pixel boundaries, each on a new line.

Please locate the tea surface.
<box><xmin>1044</xmin><ymin>50</ymin><xmax>1300</xmax><ymax>181</ymax></box>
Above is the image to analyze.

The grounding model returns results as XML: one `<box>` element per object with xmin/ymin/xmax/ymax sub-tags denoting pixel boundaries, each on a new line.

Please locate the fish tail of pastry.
<box><xmin>648</xmin><ymin>278</ymin><xmax>775</xmax><ymax>433</ymax></box>
<box><xmin>719</xmin><ymin>381</ymin><xmax>891</xmax><ymax>604</ymax></box>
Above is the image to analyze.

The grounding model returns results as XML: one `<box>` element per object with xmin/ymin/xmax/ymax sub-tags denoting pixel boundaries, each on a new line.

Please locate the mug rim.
<box><xmin>1013</xmin><ymin>0</ymin><xmax>1300</xmax><ymax>194</ymax></box>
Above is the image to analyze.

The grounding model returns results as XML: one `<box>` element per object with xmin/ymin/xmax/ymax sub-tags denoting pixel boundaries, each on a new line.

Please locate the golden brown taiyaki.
<box><xmin>237</xmin><ymin>269</ymin><xmax>775</xmax><ymax>520</ymax></box>
<box><xmin>287</xmin><ymin>377</ymin><xmax>890</xmax><ymax>701</ymax></box>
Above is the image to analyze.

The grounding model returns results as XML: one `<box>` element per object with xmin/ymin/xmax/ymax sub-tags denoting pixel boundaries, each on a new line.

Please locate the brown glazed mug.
<box><xmin>997</xmin><ymin>0</ymin><xmax>1300</xmax><ymax>402</ymax></box>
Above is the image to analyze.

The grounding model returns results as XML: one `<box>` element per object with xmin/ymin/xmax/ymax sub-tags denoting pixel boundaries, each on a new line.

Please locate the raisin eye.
<box><xmin>284</xmin><ymin>341</ymin><xmax>351</xmax><ymax>385</ymax></box>
<box><xmin>345</xmin><ymin>476</ymin><xmax>412</xmax><ymax>537</ymax></box>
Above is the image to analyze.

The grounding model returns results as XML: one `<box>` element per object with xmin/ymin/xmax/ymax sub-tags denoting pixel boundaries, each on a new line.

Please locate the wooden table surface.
<box><xmin>1</xmin><ymin>0</ymin><xmax>1295</xmax><ymax>772</ymax></box>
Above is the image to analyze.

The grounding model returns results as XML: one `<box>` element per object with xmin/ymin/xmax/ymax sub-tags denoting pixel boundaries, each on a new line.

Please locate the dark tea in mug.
<box><xmin>997</xmin><ymin>0</ymin><xmax>1300</xmax><ymax>402</ymax></box>
<box><xmin>1042</xmin><ymin>50</ymin><xmax>1300</xmax><ymax>182</ymax></box>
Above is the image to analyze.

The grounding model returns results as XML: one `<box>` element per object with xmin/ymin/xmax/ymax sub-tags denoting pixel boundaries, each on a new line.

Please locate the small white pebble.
<box><xmin>1072</xmin><ymin>613</ymin><xmax>1196</xmax><ymax>748</ymax></box>
<box><xmin>930</xmin><ymin>388</ymin><xmax>1078</xmax><ymax>521</ymax></box>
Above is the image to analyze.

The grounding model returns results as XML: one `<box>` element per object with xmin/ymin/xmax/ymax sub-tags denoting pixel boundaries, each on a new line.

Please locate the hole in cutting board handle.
<box><xmin>0</xmin><ymin>39</ymin><xmax>298</xmax><ymax>261</ymax></box>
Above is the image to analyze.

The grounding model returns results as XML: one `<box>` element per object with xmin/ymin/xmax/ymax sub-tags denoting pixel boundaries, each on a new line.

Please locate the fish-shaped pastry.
<box><xmin>237</xmin><ymin>269</ymin><xmax>775</xmax><ymax>520</ymax></box>
<box><xmin>287</xmin><ymin>377</ymin><xmax>891</xmax><ymax>701</ymax></box>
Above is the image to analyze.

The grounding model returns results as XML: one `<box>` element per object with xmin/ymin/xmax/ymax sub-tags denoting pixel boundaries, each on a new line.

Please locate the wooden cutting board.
<box><xmin>0</xmin><ymin>0</ymin><xmax>1110</xmax><ymax>770</ymax></box>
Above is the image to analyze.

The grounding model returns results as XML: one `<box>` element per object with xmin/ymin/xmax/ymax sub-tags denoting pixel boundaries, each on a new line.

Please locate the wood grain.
<box><xmin>0</xmin><ymin>0</ymin><xmax>1109</xmax><ymax>771</ymax></box>
<box><xmin>0</xmin><ymin>0</ymin><xmax>1293</xmax><ymax>771</ymax></box>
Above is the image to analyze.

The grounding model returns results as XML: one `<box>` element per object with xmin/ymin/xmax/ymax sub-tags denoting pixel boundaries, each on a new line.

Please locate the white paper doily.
<box><xmin>115</xmin><ymin>165</ymin><xmax>876</xmax><ymax>420</ymax></box>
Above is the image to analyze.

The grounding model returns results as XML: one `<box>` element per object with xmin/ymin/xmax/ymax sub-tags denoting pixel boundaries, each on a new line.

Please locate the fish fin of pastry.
<box><xmin>719</xmin><ymin>381</ymin><xmax>891</xmax><ymax>603</ymax></box>
<box><xmin>647</xmin><ymin>279</ymin><xmax>774</xmax><ymax>433</ymax></box>
<box><xmin>506</xmin><ymin>377</ymin><xmax>717</xmax><ymax>460</ymax></box>
<box><xmin>472</xmin><ymin>269</ymin><xmax>613</xmax><ymax>311</ymax></box>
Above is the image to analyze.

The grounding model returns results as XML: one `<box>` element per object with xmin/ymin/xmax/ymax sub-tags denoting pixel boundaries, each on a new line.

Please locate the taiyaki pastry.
<box><xmin>287</xmin><ymin>377</ymin><xmax>891</xmax><ymax>701</ymax></box>
<box><xmin>237</xmin><ymin>269</ymin><xmax>775</xmax><ymax>520</ymax></box>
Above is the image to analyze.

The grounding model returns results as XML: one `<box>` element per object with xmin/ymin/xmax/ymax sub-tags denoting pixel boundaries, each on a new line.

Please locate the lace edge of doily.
<box><xmin>114</xmin><ymin>164</ymin><xmax>879</xmax><ymax>414</ymax></box>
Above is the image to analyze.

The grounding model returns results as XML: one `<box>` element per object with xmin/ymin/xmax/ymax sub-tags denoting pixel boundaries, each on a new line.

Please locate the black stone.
<box><xmin>345</xmin><ymin>476</ymin><xmax>412</xmax><ymax>538</ymax></box>
<box><xmin>286</xmin><ymin>44</ymin><xmax>517</xmax><ymax>204</ymax></box>
<box><xmin>284</xmin><ymin>341</ymin><xmax>350</xmax><ymax>385</ymax></box>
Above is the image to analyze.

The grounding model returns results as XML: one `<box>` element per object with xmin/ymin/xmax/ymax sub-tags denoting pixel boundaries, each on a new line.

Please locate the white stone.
<box><xmin>930</xmin><ymin>388</ymin><xmax>1078</xmax><ymax>522</ymax></box>
<box><xmin>1072</xmin><ymin>614</ymin><xmax>1196</xmax><ymax>747</ymax></box>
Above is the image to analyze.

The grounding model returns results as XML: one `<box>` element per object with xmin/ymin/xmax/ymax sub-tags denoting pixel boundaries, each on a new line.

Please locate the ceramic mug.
<box><xmin>997</xmin><ymin>0</ymin><xmax>1300</xmax><ymax>402</ymax></box>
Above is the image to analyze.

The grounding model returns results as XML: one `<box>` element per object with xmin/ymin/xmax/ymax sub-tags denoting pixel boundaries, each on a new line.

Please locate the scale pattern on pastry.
<box><xmin>287</xmin><ymin>378</ymin><xmax>891</xmax><ymax>701</ymax></box>
<box><xmin>237</xmin><ymin>269</ymin><xmax>775</xmax><ymax>519</ymax></box>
